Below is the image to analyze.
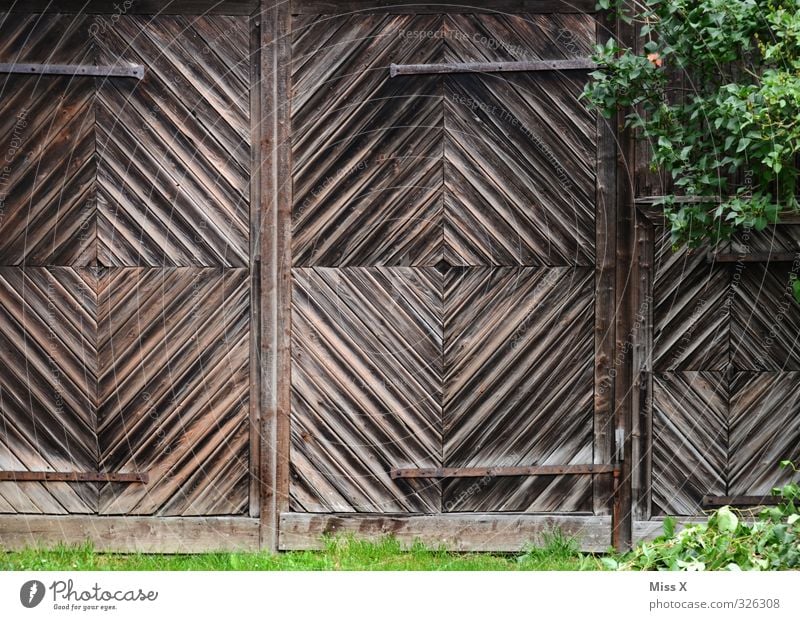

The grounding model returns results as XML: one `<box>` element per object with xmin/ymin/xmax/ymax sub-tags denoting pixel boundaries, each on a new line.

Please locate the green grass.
<box><xmin>1</xmin><ymin>533</ymin><xmax>604</xmax><ymax>571</ymax></box>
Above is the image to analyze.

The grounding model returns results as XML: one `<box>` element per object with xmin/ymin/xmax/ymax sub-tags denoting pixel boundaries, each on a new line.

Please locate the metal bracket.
<box><xmin>390</xmin><ymin>58</ymin><xmax>596</xmax><ymax>78</ymax></box>
<box><xmin>0</xmin><ymin>471</ymin><xmax>149</xmax><ymax>483</ymax></box>
<box><xmin>0</xmin><ymin>63</ymin><xmax>144</xmax><ymax>79</ymax></box>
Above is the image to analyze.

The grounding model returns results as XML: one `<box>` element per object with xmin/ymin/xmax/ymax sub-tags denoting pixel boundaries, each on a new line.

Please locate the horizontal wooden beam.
<box><xmin>0</xmin><ymin>516</ymin><xmax>260</xmax><ymax>553</ymax></box>
<box><xmin>633</xmin><ymin>519</ymin><xmax>717</xmax><ymax>544</ymax></box>
<box><xmin>390</xmin><ymin>464</ymin><xmax>618</xmax><ymax>479</ymax></box>
<box><xmin>390</xmin><ymin>58</ymin><xmax>595</xmax><ymax>77</ymax></box>
<box><xmin>0</xmin><ymin>63</ymin><xmax>144</xmax><ymax>79</ymax></box>
<box><xmin>0</xmin><ymin>471</ymin><xmax>148</xmax><ymax>483</ymax></box>
<box><xmin>708</xmin><ymin>252</ymin><xmax>800</xmax><ymax>264</ymax></box>
<box><xmin>0</xmin><ymin>0</ymin><xmax>258</xmax><ymax>13</ymax></box>
<box><xmin>291</xmin><ymin>0</ymin><xmax>597</xmax><ymax>14</ymax></box>
<box><xmin>280</xmin><ymin>513</ymin><xmax>611</xmax><ymax>552</ymax></box>
<box><xmin>702</xmin><ymin>495</ymin><xmax>782</xmax><ymax>507</ymax></box>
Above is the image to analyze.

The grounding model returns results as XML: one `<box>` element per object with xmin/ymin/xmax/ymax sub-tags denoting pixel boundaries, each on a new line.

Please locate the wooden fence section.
<box><xmin>0</xmin><ymin>0</ymin><xmax>794</xmax><ymax>553</ymax></box>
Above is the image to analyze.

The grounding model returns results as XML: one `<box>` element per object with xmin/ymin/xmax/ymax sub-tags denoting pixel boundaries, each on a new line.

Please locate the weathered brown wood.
<box><xmin>0</xmin><ymin>516</ymin><xmax>259</xmax><ymax>553</ymax></box>
<box><xmin>702</xmin><ymin>495</ymin><xmax>781</xmax><ymax>507</ymax></box>
<box><xmin>280</xmin><ymin>513</ymin><xmax>612</xmax><ymax>551</ymax></box>
<box><xmin>633</xmin><ymin>518</ymin><xmax>711</xmax><ymax>543</ymax></box>
<box><xmin>391</xmin><ymin>465</ymin><xmax>617</xmax><ymax>478</ymax></box>
<box><xmin>709</xmin><ymin>252</ymin><xmax>799</xmax><ymax>263</ymax></box>
<box><xmin>390</xmin><ymin>58</ymin><xmax>596</xmax><ymax>77</ymax></box>
<box><xmin>0</xmin><ymin>472</ymin><xmax>147</xmax><ymax>483</ymax></box>
<box><xmin>613</xmin><ymin>1</ymin><xmax>637</xmax><ymax>551</ymax></box>
<box><xmin>259</xmin><ymin>0</ymin><xmax>293</xmax><ymax>552</ymax></box>
<box><xmin>248</xmin><ymin>13</ymin><xmax>262</xmax><ymax>519</ymax></box>
<box><xmin>291</xmin><ymin>0</ymin><xmax>597</xmax><ymax>13</ymax></box>
<box><xmin>0</xmin><ymin>0</ymin><xmax>258</xmax><ymax>13</ymax></box>
<box><xmin>594</xmin><ymin>10</ymin><xmax>617</xmax><ymax>520</ymax></box>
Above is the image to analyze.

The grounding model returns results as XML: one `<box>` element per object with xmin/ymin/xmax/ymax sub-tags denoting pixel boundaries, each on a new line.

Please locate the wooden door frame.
<box><xmin>262</xmin><ymin>0</ymin><xmax>625</xmax><ymax>552</ymax></box>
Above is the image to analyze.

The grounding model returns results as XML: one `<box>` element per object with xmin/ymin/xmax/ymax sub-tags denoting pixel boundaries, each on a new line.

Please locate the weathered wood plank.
<box><xmin>280</xmin><ymin>513</ymin><xmax>611</xmax><ymax>551</ymax></box>
<box><xmin>593</xmin><ymin>12</ymin><xmax>616</xmax><ymax>520</ymax></box>
<box><xmin>291</xmin><ymin>0</ymin><xmax>597</xmax><ymax>13</ymax></box>
<box><xmin>0</xmin><ymin>516</ymin><xmax>259</xmax><ymax>553</ymax></box>
<box><xmin>392</xmin><ymin>465</ymin><xmax>617</xmax><ymax>478</ymax></box>
<box><xmin>633</xmin><ymin>518</ymin><xmax>711</xmax><ymax>543</ymax></box>
<box><xmin>390</xmin><ymin>58</ymin><xmax>595</xmax><ymax>77</ymax></box>
<box><xmin>259</xmin><ymin>0</ymin><xmax>293</xmax><ymax>552</ymax></box>
<box><xmin>0</xmin><ymin>1</ymin><xmax>258</xmax><ymax>13</ymax></box>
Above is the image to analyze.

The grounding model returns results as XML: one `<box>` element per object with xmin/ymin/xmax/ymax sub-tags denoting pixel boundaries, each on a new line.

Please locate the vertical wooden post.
<box><xmin>259</xmin><ymin>0</ymin><xmax>292</xmax><ymax>552</ymax></box>
<box><xmin>593</xmin><ymin>12</ymin><xmax>617</xmax><ymax>522</ymax></box>
<box><xmin>612</xmin><ymin>1</ymin><xmax>638</xmax><ymax>551</ymax></box>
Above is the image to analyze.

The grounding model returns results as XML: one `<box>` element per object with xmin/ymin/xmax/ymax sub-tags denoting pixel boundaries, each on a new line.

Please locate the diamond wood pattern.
<box><xmin>0</xmin><ymin>14</ymin><xmax>252</xmax><ymax>516</ymax></box>
<box><xmin>0</xmin><ymin>14</ymin><xmax>250</xmax><ymax>268</ymax></box>
<box><xmin>443</xmin><ymin>267</ymin><xmax>594</xmax><ymax>512</ymax></box>
<box><xmin>292</xmin><ymin>13</ymin><xmax>596</xmax><ymax>268</ymax></box>
<box><xmin>290</xmin><ymin>267</ymin><xmax>443</xmax><ymax>512</ymax></box>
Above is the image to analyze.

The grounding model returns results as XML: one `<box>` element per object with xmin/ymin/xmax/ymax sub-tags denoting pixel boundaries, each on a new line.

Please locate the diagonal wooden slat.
<box><xmin>93</xmin><ymin>15</ymin><xmax>251</xmax><ymax>267</ymax></box>
<box><xmin>290</xmin><ymin>267</ymin><xmax>443</xmax><ymax>512</ymax></box>
<box><xmin>443</xmin><ymin>267</ymin><xmax>594</xmax><ymax>512</ymax></box>
<box><xmin>653</xmin><ymin>227</ymin><xmax>729</xmax><ymax>371</ymax></box>
<box><xmin>291</xmin><ymin>14</ymin><xmax>445</xmax><ymax>267</ymax></box>
<box><xmin>96</xmin><ymin>267</ymin><xmax>250</xmax><ymax>516</ymax></box>
<box><xmin>0</xmin><ymin>267</ymin><xmax>98</xmax><ymax>513</ymax></box>
<box><xmin>729</xmin><ymin>372</ymin><xmax>800</xmax><ymax>495</ymax></box>
<box><xmin>730</xmin><ymin>264</ymin><xmax>800</xmax><ymax>371</ymax></box>
<box><xmin>443</xmin><ymin>72</ymin><xmax>595</xmax><ymax>266</ymax></box>
<box><xmin>651</xmin><ymin>372</ymin><xmax>728</xmax><ymax>516</ymax></box>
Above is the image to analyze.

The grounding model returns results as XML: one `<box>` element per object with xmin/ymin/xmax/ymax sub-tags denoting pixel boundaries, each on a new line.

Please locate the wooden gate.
<box><xmin>278</xmin><ymin>2</ymin><xmax>618</xmax><ymax>551</ymax></box>
<box><xmin>0</xmin><ymin>6</ymin><xmax>260</xmax><ymax>550</ymax></box>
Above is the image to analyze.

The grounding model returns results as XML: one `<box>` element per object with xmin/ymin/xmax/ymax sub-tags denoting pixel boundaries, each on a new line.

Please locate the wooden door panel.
<box><xmin>0</xmin><ymin>267</ymin><xmax>98</xmax><ymax>513</ymax></box>
<box><xmin>96</xmin><ymin>268</ymin><xmax>250</xmax><ymax>515</ymax></box>
<box><xmin>443</xmin><ymin>267</ymin><xmax>594</xmax><ymax>511</ymax></box>
<box><xmin>291</xmin><ymin>14</ymin><xmax>445</xmax><ymax>267</ymax></box>
<box><xmin>290</xmin><ymin>267</ymin><xmax>443</xmax><ymax>512</ymax></box>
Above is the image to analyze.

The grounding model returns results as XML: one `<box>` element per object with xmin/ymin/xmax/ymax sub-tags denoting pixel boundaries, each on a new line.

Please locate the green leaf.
<box><xmin>716</xmin><ymin>506</ymin><xmax>739</xmax><ymax>533</ymax></box>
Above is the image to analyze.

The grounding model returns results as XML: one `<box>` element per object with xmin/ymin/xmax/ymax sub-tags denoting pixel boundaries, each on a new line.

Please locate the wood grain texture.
<box><xmin>292</xmin><ymin>13</ymin><xmax>596</xmax><ymax>267</ymax></box>
<box><xmin>0</xmin><ymin>515</ymin><xmax>259</xmax><ymax>552</ymax></box>
<box><xmin>290</xmin><ymin>267</ymin><xmax>443</xmax><ymax>512</ymax></box>
<box><xmin>290</xmin><ymin>1</ymin><xmax>598</xmax><ymax>14</ymax></box>
<box><xmin>729</xmin><ymin>372</ymin><xmax>800</xmax><ymax>496</ymax></box>
<box><xmin>0</xmin><ymin>268</ymin><xmax>98</xmax><ymax>514</ymax></box>
<box><xmin>730</xmin><ymin>264</ymin><xmax>800</xmax><ymax>371</ymax></box>
<box><xmin>0</xmin><ymin>14</ymin><xmax>251</xmax><ymax>268</ymax></box>
<box><xmin>651</xmin><ymin>372</ymin><xmax>727</xmax><ymax>516</ymax></box>
<box><xmin>652</xmin><ymin>227</ymin><xmax>729</xmax><ymax>371</ymax></box>
<box><xmin>96</xmin><ymin>268</ymin><xmax>250</xmax><ymax>516</ymax></box>
<box><xmin>93</xmin><ymin>15</ymin><xmax>250</xmax><ymax>267</ymax></box>
<box><xmin>280</xmin><ymin>512</ymin><xmax>611</xmax><ymax>551</ymax></box>
<box><xmin>291</xmin><ymin>13</ymin><xmax>444</xmax><ymax>267</ymax></box>
<box><xmin>443</xmin><ymin>267</ymin><xmax>594</xmax><ymax>511</ymax></box>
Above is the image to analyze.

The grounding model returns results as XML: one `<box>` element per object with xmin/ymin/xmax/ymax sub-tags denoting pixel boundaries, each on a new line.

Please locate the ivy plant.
<box><xmin>584</xmin><ymin>0</ymin><xmax>800</xmax><ymax>251</ymax></box>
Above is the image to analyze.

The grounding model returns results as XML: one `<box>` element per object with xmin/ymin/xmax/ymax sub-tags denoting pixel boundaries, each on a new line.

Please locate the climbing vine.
<box><xmin>584</xmin><ymin>0</ymin><xmax>800</xmax><ymax>250</ymax></box>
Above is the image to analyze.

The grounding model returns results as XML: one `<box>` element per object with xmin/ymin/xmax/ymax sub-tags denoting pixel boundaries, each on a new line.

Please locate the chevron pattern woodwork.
<box><xmin>290</xmin><ymin>267</ymin><xmax>443</xmax><ymax>513</ymax></box>
<box><xmin>443</xmin><ymin>267</ymin><xmax>594</xmax><ymax>512</ymax></box>
<box><xmin>0</xmin><ymin>14</ymin><xmax>250</xmax><ymax>268</ymax></box>
<box><xmin>291</xmin><ymin>13</ymin><xmax>596</xmax><ymax>268</ymax></box>
<box><xmin>0</xmin><ymin>14</ymin><xmax>252</xmax><ymax>516</ymax></box>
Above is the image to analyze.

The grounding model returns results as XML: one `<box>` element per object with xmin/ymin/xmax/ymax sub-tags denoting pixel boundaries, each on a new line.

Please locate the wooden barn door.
<box><xmin>0</xmin><ymin>13</ymin><xmax>254</xmax><ymax>520</ymax></box>
<box><xmin>633</xmin><ymin>218</ymin><xmax>800</xmax><ymax>536</ymax></box>
<box><xmin>283</xmin><ymin>4</ymin><xmax>617</xmax><ymax>550</ymax></box>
